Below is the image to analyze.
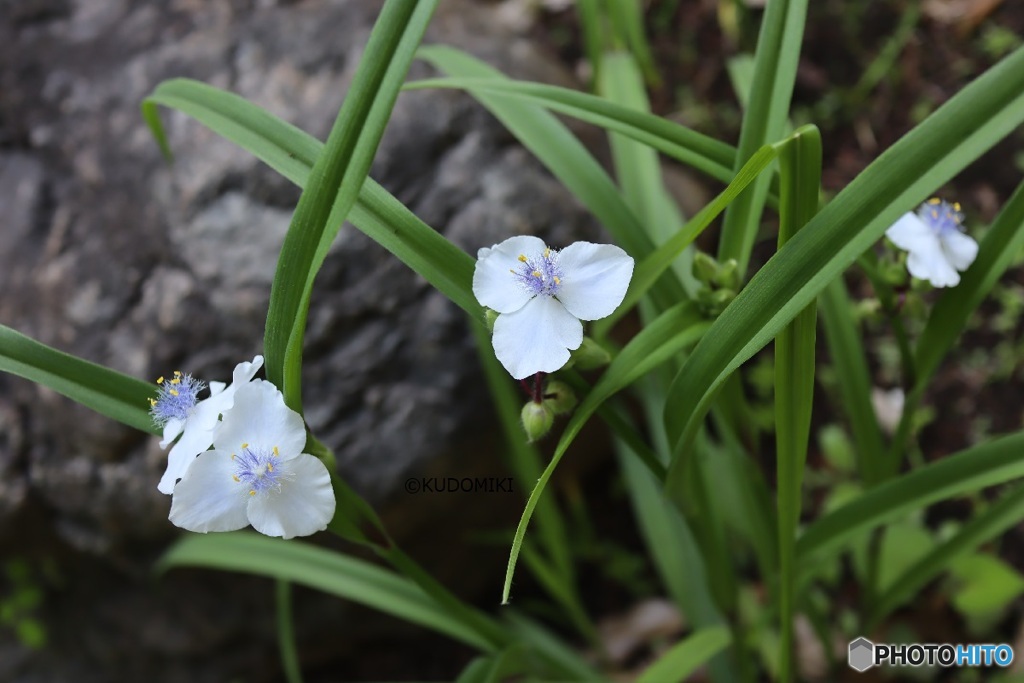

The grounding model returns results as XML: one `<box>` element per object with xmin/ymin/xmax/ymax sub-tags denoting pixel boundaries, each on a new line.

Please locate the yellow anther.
<box><xmin>170</xmin><ymin>378</ymin><xmax>181</xmax><ymax>385</ymax></box>
<box><xmin>249</xmin><ymin>490</ymin><xmax>256</xmax><ymax>496</ymax></box>
<box><xmin>232</xmin><ymin>475</ymin><xmax>240</xmax><ymax>482</ymax></box>
<box><xmin>174</xmin><ymin>370</ymin><xmax>182</xmax><ymax>376</ymax></box>
<box><xmin>267</xmin><ymin>464</ymin><xmax>274</xmax><ymax>472</ymax></box>
<box><xmin>169</xmin><ymin>389</ymin><xmax>179</xmax><ymax>396</ymax></box>
<box><xmin>544</xmin><ymin>248</ymin><xmax>551</xmax><ymax>258</ymax></box>
<box><xmin>953</xmin><ymin>202</ymin><xmax>962</xmax><ymax>212</ymax></box>
<box><xmin>148</xmin><ymin>398</ymin><xmax>157</xmax><ymax>407</ymax></box>
<box><xmin>156</xmin><ymin>376</ymin><xmax>164</xmax><ymax>384</ymax></box>
<box><xmin>532</xmin><ymin>270</ymin><xmax>541</xmax><ymax>278</ymax></box>
<box><xmin>231</xmin><ymin>454</ymin><xmax>236</xmax><ymax>460</ymax></box>
<box><xmin>273</xmin><ymin>446</ymin><xmax>279</xmax><ymax>457</ymax></box>
<box><xmin>517</xmin><ymin>254</ymin><xmax>527</xmax><ymax>262</ymax></box>
<box><xmin>928</xmin><ymin>197</ymin><xmax>941</xmax><ymax>204</ymax></box>
<box><xmin>509</xmin><ymin>268</ymin><xmax>516</xmax><ymax>274</ymax></box>
<box><xmin>553</xmin><ymin>276</ymin><xmax>561</xmax><ymax>285</ymax></box>
<box><xmin>241</xmin><ymin>442</ymin><xmax>248</xmax><ymax>449</ymax></box>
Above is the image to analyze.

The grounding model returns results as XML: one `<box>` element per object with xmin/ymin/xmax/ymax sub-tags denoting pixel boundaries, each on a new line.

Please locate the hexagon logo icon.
<box><xmin>849</xmin><ymin>637</ymin><xmax>875</xmax><ymax>672</ymax></box>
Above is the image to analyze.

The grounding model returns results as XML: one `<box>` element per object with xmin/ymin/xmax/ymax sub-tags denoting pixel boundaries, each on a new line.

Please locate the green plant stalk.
<box><xmin>818</xmin><ymin>278</ymin><xmax>887</xmax><ymax>485</ymax></box>
<box><xmin>264</xmin><ymin>0</ymin><xmax>436</xmax><ymax>412</ymax></box>
<box><xmin>717</xmin><ymin>0</ymin><xmax>808</xmax><ymax>277</ymax></box>
<box><xmin>664</xmin><ymin>45</ymin><xmax>1024</xmax><ymax>496</ymax></box>
<box><xmin>276</xmin><ymin>580</ymin><xmax>303</xmax><ymax>683</ymax></box>
<box><xmin>774</xmin><ymin>125</ymin><xmax>820</xmax><ymax>683</ymax></box>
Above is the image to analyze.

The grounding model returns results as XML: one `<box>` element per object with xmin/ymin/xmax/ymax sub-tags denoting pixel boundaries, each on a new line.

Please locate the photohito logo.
<box><xmin>848</xmin><ymin>637</ymin><xmax>1014</xmax><ymax>671</ymax></box>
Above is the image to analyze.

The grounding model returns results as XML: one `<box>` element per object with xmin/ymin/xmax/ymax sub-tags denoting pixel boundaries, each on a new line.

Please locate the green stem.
<box><xmin>276</xmin><ymin>580</ymin><xmax>303</xmax><ymax>683</ymax></box>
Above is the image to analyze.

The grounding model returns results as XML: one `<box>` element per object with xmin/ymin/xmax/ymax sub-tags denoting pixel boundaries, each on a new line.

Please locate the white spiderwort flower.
<box><xmin>168</xmin><ymin>379</ymin><xmax>335</xmax><ymax>539</ymax></box>
<box><xmin>153</xmin><ymin>355</ymin><xmax>264</xmax><ymax>495</ymax></box>
<box><xmin>885</xmin><ymin>198</ymin><xmax>978</xmax><ymax>288</ymax></box>
<box><xmin>473</xmin><ymin>236</ymin><xmax>633</xmax><ymax>379</ymax></box>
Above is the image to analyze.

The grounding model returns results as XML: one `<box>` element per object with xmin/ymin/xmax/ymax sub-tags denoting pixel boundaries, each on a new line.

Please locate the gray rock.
<box><xmin>0</xmin><ymin>0</ymin><xmax>603</xmax><ymax>680</ymax></box>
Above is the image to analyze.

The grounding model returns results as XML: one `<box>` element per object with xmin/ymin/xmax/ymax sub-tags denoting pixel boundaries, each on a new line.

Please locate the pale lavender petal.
<box><xmin>492</xmin><ymin>296</ymin><xmax>583</xmax><ymax>379</ymax></box>
<box><xmin>554</xmin><ymin>242</ymin><xmax>634</xmax><ymax>320</ymax></box>
<box><xmin>939</xmin><ymin>230</ymin><xmax>979</xmax><ymax>272</ymax></box>
<box><xmin>246</xmin><ymin>455</ymin><xmax>335</xmax><ymax>539</ymax></box>
<box><xmin>168</xmin><ymin>450</ymin><xmax>250</xmax><ymax>533</ymax></box>
<box><xmin>212</xmin><ymin>380</ymin><xmax>306</xmax><ymax>457</ymax></box>
<box><xmin>473</xmin><ymin>235</ymin><xmax>547</xmax><ymax>314</ymax></box>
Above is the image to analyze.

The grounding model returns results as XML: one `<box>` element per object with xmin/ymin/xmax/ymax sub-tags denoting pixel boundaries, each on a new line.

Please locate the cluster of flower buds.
<box><xmin>692</xmin><ymin>252</ymin><xmax>741</xmax><ymax>317</ymax></box>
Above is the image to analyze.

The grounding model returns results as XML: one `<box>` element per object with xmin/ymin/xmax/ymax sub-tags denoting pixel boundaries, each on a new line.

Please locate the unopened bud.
<box><xmin>713</xmin><ymin>258</ymin><xmax>740</xmax><ymax>290</ymax></box>
<box><xmin>543</xmin><ymin>380</ymin><xmax>577</xmax><ymax>415</ymax></box>
<box><xmin>521</xmin><ymin>402</ymin><xmax>554</xmax><ymax>442</ymax></box>
<box><xmin>570</xmin><ymin>337</ymin><xmax>612</xmax><ymax>370</ymax></box>
<box><xmin>692</xmin><ymin>252</ymin><xmax>719</xmax><ymax>284</ymax></box>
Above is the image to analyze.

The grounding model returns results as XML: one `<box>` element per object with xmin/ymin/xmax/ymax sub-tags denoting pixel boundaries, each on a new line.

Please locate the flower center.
<box><xmin>149</xmin><ymin>371</ymin><xmax>205</xmax><ymax>427</ymax></box>
<box><xmin>231</xmin><ymin>444</ymin><xmax>287</xmax><ymax>496</ymax></box>
<box><xmin>512</xmin><ymin>247</ymin><xmax>563</xmax><ymax>297</ymax></box>
<box><xmin>917</xmin><ymin>198</ymin><xmax>964</xmax><ymax>236</ymax></box>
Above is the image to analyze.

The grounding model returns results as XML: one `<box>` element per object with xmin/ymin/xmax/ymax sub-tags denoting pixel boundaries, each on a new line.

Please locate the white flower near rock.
<box><xmin>885</xmin><ymin>198</ymin><xmax>978</xmax><ymax>288</ymax></box>
<box><xmin>168</xmin><ymin>379</ymin><xmax>335</xmax><ymax>539</ymax></box>
<box><xmin>152</xmin><ymin>355</ymin><xmax>264</xmax><ymax>494</ymax></box>
<box><xmin>473</xmin><ymin>236</ymin><xmax>633</xmax><ymax>379</ymax></box>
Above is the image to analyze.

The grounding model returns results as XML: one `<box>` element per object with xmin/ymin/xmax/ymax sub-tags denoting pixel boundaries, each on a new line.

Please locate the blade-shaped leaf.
<box><xmin>796</xmin><ymin>430</ymin><xmax>1024</xmax><ymax>562</ymax></box>
<box><xmin>636</xmin><ymin>626</ymin><xmax>732</xmax><ymax>683</ymax></box>
<box><xmin>264</xmin><ymin>0</ymin><xmax>437</xmax><ymax>411</ymax></box>
<box><xmin>0</xmin><ymin>324</ymin><xmax>156</xmax><ymax>434</ymax></box>
<box><xmin>159</xmin><ymin>531</ymin><xmax>496</xmax><ymax>652</ymax></box>
<box><xmin>502</xmin><ymin>302</ymin><xmax>709</xmax><ymax>603</ymax></box>
<box><xmin>664</xmin><ymin>46</ymin><xmax>1024</xmax><ymax>494</ymax></box>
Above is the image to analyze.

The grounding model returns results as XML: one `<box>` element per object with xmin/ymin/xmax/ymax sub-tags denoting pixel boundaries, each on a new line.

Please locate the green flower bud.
<box><xmin>543</xmin><ymin>380</ymin><xmax>578</xmax><ymax>415</ymax></box>
<box><xmin>521</xmin><ymin>401</ymin><xmax>554</xmax><ymax>442</ymax></box>
<box><xmin>692</xmin><ymin>251</ymin><xmax>719</xmax><ymax>285</ymax></box>
<box><xmin>713</xmin><ymin>258</ymin><xmax>740</xmax><ymax>291</ymax></box>
<box><xmin>570</xmin><ymin>336</ymin><xmax>612</xmax><ymax>370</ymax></box>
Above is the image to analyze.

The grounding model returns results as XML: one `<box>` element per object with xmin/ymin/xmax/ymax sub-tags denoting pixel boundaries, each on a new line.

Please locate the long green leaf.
<box><xmin>159</xmin><ymin>531</ymin><xmax>496</xmax><ymax>652</ymax></box>
<box><xmin>403</xmin><ymin>76</ymin><xmax>737</xmax><ymax>187</ymax></box>
<box><xmin>914</xmin><ymin>179</ymin><xmax>1024</xmax><ymax>390</ymax></box>
<box><xmin>264</xmin><ymin>0</ymin><xmax>437</xmax><ymax>411</ymax></box>
<box><xmin>796</xmin><ymin>431</ymin><xmax>1024</xmax><ymax>562</ymax></box>
<box><xmin>142</xmin><ymin>79</ymin><xmax>478</xmax><ymax>318</ymax></box>
<box><xmin>502</xmin><ymin>302</ymin><xmax>709</xmax><ymax>603</ymax></box>
<box><xmin>595</xmin><ymin>140</ymin><xmax>781</xmax><ymax>337</ymax></box>
<box><xmin>867</xmin><ymin>484</ymin><xmax>1024</xmax><ymax>628</ymax></box>
<box><xmin>0</xmin><ymin>324</ymin><xmax>156</xmax><ymax>434</ymax></box>
<box><xmin>664</xmin><ymin>46</ymin><xmax>1024</xmax><ymax>494</ymax></box>
<box><xmin>717</xmin><ymin>0</ymin><xmax>808</xmax><ymax>275</ymax></box>
<box><xmin>818</xmin><ymin>278</ymin><xmax>887</xmax><ymax>484</ymax></box>
<box><xmin>636</xmin><ymin>626</ymin><xmax>732</xmax><ymax>683</ymax></box>
<box><xmin>414</xmin><ymin>46</ymin><xmax>675</xmax><ymax>291</ymax></box>
<box><xmin>773</xmin><ymin>125</ymin><xmax>820</xmax><ymax>683</ymax></box>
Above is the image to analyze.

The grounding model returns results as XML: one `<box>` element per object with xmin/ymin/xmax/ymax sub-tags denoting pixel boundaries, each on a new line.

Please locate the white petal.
<box><xmin>472</xmin><ymin>235</ymin><xmax>548</xmax><ymax>314</ymax></box>
<box><xmin>168</xmin><ymin>450</ymin><xmax>250</xmax><ymax>533</ymax></box>
<box><xmin>906</xmin><ymin>239</ymin><xmax>961</xmax><ymax>287</ymax></box>
<box><xmin>554</xmin><ymin>242</ymin><xmax>634</xmax><ymax>320</ymax></box>
<box><xmin>246</xmin><ymin>455</ymin><xmax>335</xmax><ymax>539</ymax></box>
<box><xmin>212</xmin><ymin>380</ymin><xmax>306</xmax><ymax>456</ymax></box>
<box><xmin>885</xmin><ymin>212</ymin><xmax>935</xmax><ymax>252</ymax></box>
<box><xmin>492</xmin><ymin>296</ymin><xmax>583</xmax><ymax>379</ymax></box>
<box><xmin>231</xmin><ymin>355</ymin><xmax>264</xmax><ymax>385</ymax></box>
<box><xmin>156</xmin><ymin>399</ymin><xmax>224</xmax><ymax>494</ymax></box>
<box><xmin>208</xmin><ymin>381</ymin><xmax>226</xmax><ymax>397</ymax></box>
<box><xmin>159</xmin><ymin>418</ymin><xmax>185</xmax><ymax>449</ymax></box>
<box><xmin>939</xmin><ymin>230</ymin><xmax>979</xmax><ymax>272</ymax></box>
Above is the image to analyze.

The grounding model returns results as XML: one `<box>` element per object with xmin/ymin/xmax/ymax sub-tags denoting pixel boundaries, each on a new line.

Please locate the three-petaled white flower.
<box><xmin>473</xmin><ymin>236</ymin><xmax>633</xmax><ymax>379</ymax></box>
<box><xmin>151</xmin><ymin>355</ymin><xmax>264</xmax><ymax>494</ymax></box>
<box><xmin>885</xmin><ymin>198</ymin><xmax>978</xmax><ymax>288</ymax></box>
<box><xmin>168</xmin><ymin>379</ymin><xmax>336</xmax><ymax>539</ymax></box>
